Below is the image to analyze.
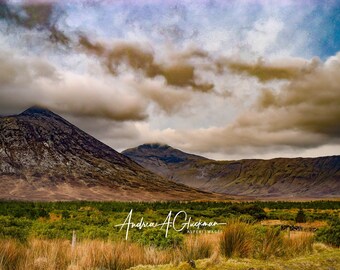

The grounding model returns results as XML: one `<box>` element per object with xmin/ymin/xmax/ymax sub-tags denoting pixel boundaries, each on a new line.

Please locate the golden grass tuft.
<box><xmin>220</xmin><ymin>219</ymin><xmax>254</xmax><ymax>258</ymax></box>
<box><xmin>72</xmin><ymin>240</ymin><xmax>145</xmax><ymax>270</ymax></box>
<box><xmin>219</xmin><ymin>221</ymin><xmax>315</xmax><ymax>260</ymax></box>
<box><xmin>180</xmin><ymin>234</ymin><xmax>214</xmax><ymax>261</ymax></box>
<box><xmin>24</xmin><ymin>239</ymin><xmax>72</xmax><ymax>270</ymax></box>
<box><xmin>255</xmin><ymin>226</ymin><xmax>285</xmax><ymax>259</ymax></box>
<box><xmin>0</xmin><ymin>239</ymin><xmax>25</xmax><ymax>270</ymax></box>
<box><xmin>283</xmin><ymin>232</ymin><xmax>314</xmax><ymax>257</ymax></box>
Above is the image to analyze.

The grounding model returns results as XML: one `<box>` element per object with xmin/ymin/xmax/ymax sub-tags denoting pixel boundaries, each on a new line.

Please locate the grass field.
<box><xmin>0</xmin><ymin>200</ymin><xmax>339</xmax><ymax>269</ymax></box>
<box><xmin>130</xmin><ymin>248</ymin><xmax>340</xmax><ymax>270</ymax></box>
<box><xmin>0</xmin><ymin>231</ymin><xmax>339</xmax><ymax>270</ymax></box>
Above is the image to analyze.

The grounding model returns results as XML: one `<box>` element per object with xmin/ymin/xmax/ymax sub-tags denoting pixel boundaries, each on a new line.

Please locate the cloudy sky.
<box><xmin>0</xmin><ymin>0</ymin><xmax>339</xmax><ymax>160</ymax></box>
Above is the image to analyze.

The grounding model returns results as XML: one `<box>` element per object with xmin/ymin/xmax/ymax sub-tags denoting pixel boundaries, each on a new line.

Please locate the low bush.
<box><xmin>316</xmin><ymin>218</ymin><xmax>340</xmax><ymax>247</ymax></box>
<box><xmin>0</xmin><ymin>216</ymin><xmax>32</xmax><ymax>242</ymax></box>
<box><xmin>134</xmin><ymin>228</ymin><xmax>183</xmax><ymax>249</ymax></box>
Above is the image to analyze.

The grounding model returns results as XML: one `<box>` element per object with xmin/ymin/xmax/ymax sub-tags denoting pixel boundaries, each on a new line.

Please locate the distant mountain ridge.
<box><xmin>123</xmin><ymin>144</ymin><xmax>340</xmax><ymax>198</ymax></box>
<box><xmin>0</xmin><ymin>107</ymin><xmax>212</xmax><ymax>201</ymax></box>
<box><xmin>122</xmin><ymin>144</ymin><xmax>208</xmax><ymax>179</ymax></box>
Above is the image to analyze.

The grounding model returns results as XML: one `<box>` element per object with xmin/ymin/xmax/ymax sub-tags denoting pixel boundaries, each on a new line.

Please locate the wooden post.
<box><xmin>287</xmin><ymin>227</ymin><xmax>290</xmax><ymax>239</ymax></box>
<box><xmin>71</xmin><ymin>230</ymin><xmax>76</xmax><ymax>250</ymax></box>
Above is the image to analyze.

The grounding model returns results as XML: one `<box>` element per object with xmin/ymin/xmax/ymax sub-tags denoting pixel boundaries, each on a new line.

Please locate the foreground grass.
<box><xmin>0</xmin><ymin>219</ymin><xmax>338</xmax><ymax>270</ymax></box>
<box><xmin>1</xmin><ymin>238</ymin><xmax>339</xmax><ymax>270</ymax></box>
<box><xmin>0</xmin><ymin>235</ymin><xmax>217</xmax><ymax>270</ymax></box>
<box><xmin>130</xmin><ymin>247</ymin><xmax>340</xmax><ymax>270</ymax></box>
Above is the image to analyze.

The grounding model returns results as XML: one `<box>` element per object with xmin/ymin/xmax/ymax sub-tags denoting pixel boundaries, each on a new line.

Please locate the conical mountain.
<box><xmin>0</xmin><ymin>107</ymin><xmax>211</xmax><ymax>201</ymax></box>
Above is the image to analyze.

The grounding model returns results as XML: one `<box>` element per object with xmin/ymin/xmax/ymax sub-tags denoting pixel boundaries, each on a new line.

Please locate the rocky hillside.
<box><xmin>0</xmin><ymin>108</ymin><xmax>211</xmax><ymax>201</ymax></box>
<box><xmin>123</xmin><ymin>144</ymin><xmax>340</xmax><ymax>198</ymax></box>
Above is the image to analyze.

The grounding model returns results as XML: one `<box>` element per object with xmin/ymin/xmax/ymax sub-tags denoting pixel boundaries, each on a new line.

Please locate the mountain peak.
<box><xmin>0</xmin><ymin>109</ymin><xmax>209</xmax><ymax>201</ymax></box>
<box><xmin>20</xmin><ymin>106</ymin><xmax>56</xmax><ymax>117</ymax></box>
<box><xmin>138</xmin><ymin>143</ymin><xmax>171</xmax><ymax>150</ymax></box>
<box><xmin>123</xmin><ymin>143</ymin><xmax>207</xmax><ymax>165</ymax></box>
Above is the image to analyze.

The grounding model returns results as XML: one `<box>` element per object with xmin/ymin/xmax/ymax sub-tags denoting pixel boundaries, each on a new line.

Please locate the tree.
<box><xmin>295</xmin><ymin>209</ymin><xmax>306</xmax><ymax>223</ymax></box>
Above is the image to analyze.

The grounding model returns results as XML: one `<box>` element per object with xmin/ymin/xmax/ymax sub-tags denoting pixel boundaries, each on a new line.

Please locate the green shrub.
<box><xmin>231</xmin><ymin>204</ymin><xmax>267</xmax><ymax>220</ymax></box>
<box><xmin>81</xmin><ymin>226</ymin><xmax>109</xmax><ymax>239</ymax></box>
<box><xmin>239</xmin><ymin>214</ymin><xmax>256</xmax><ymax>224</ymax></box>
<box><xmin>30</xmin><ymin>220</ymin><xmax>81</xmax><ymax>239</ymax></box>
<box><xmin>61</xmin><ymin>210</ymin><xmax>70</xmax><ymax>219</ymax></box>
<box><xmin>0</xmin><ymin>216</ymin><xmax>32</xmax><ymax>242</ymax></box>
<box><xmin>135</xmin><ymin>228</ymin><xmax>183</xmax><ymax>249</ymax></box>
<box><xmin>316</xmin><ymin>218</ymin><xmax>340</xmax><ymax>247</ymax></box>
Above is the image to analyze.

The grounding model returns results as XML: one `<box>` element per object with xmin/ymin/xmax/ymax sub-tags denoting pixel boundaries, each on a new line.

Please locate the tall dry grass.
<box><xmin>0</xmin><ymin>239</ymin><xmax>157</xmax><ymax>270</ymax></box>
<box><xmin>283</xmin><ymin>232</ymin><xmax>314</xmax><ymax>257</ymax></box>
<box><xmin>24</xmin><ymin>239</ymin><xmax>71</xmax><ymax>270</ymax></box>
<box><xmin>219</xmin><ymin>220</ymin><xmax>315</xmax><ymax>260</ymax></box>
<box><xmin>220</xmin><ymin>219</ymin><xmax>254</xmax><ymax>258</ymax></box>
<box><xmin>0</xmin><ymin>228</ymin><xmax>316</xmax><ymax>270</ymax></box>
<box><xmin>72</xmin><ymin>240</ymin><xmax>146</xmax><ymax>270</ymax></box>
<box><xmin>0</xmin><ymin>236</ymin><xmax>217</xmax><ymax>270</ymax></box>
<box><xmin>0</xmin><ymin>239</ymin><xmax>25</xmax><ymax>270</ymax></box>
<box><xmin>255</xmin><ymin>226</ymin><xmax>285</xmax><ymax>259</ymax></box>
<box><xmin>180</xmin><ymin>234</ymin><xmax>215</xmax><ymax>261</ymax></box>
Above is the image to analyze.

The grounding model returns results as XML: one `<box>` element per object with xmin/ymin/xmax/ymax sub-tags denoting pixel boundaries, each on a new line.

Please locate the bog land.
<box><xmin>0</xmin><ymin>200</ymin><xmax>339</xmax><ymax>270</ymax></box>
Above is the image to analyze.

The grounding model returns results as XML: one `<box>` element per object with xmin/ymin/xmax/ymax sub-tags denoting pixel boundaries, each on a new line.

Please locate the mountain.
<box><xmin>123</xmin><ymin>144</ymin><xmax>340</xmax><ymax>199</ymax></box>
<box><xmin>0</xmin><ymin>107</ymin><xmax>212</xmax><ymax>201</ymax></box>
<box><xmin>122</xmin><ymin>143</ymin><xmax>208</xmax><ymax>181</ymax></box>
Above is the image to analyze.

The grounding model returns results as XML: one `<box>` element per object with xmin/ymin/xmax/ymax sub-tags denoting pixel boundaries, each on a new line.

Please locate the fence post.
<box><xmin>287</xmin><ymin>227</ymin><xmax>290</xmax><ymax>239</ymax></box>
<box><xmin>72</xmin><ymin>230</ymin><xmax>76</xmax><ymax>250</ymax></box>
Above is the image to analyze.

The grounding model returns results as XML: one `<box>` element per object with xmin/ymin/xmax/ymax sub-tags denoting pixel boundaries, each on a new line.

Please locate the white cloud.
<box><xmin>246</xmin><ymin>17</ymin><xmax>284</xmax><ymax>55</ymax></box>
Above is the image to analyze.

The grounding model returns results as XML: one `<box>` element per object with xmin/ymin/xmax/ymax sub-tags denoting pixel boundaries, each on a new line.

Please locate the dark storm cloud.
<box><xmin>0</xmin><ymin>50</ymin><xmax>148</xmax><ymax>121</ymax></box>
<box><xmin>252</xmin><ymin>53</ymin><xmax>340</xmax><ymax>137</ymax></box>
<box><xmin>79</xmin><ymin>36</ymin><xmax>214</xmax><ymax>92</ymax></box>
<box><xmin>177</xmin><ymin>53</ymin><xmax>340</xmax><ymax>154</ymax></box>
<box><xmin>218</xmin><ymin>57</ymin><xmax>320</xmax><ymax>82</ymax></box>
<box><xmin>0</xmin><ymin>0</ymin><xmax>69</xmax><ymax>45</ymax></box>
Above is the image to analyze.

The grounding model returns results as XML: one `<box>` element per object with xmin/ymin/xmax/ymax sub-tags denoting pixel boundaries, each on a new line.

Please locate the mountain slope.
<box><xmin>123</xmin><ymin>144</ymin><xmax>340</xmax><ymax>198</ymax></box>
<box><xmin>123</xmin><ymin>143</ymin><xmax>208</xmax><ymax>181</ymax></box>
<box><xmin>0</xmin><ymin>107</ymin><xmax>211</xmax><ymax>201</ymax></box>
